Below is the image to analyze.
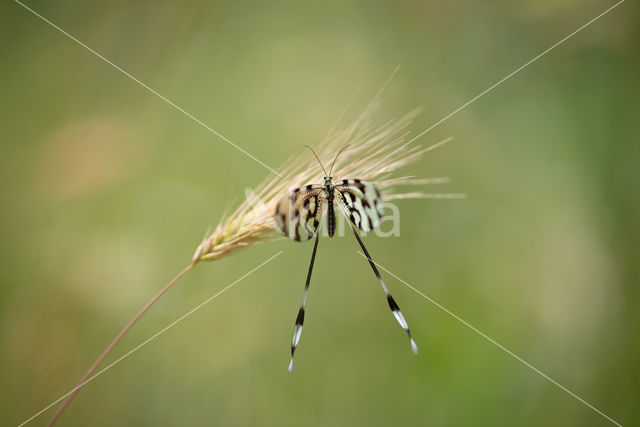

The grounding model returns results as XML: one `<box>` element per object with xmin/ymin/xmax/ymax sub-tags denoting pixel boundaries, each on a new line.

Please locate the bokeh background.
<box><xmin>1</xmin><ymin>1</ymin><xmax>638</xmax><ymax>426</ymax></box>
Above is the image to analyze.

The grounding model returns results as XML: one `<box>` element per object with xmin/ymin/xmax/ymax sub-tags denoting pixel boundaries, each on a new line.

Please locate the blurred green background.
<box><xmin>1</xmin><ymin>0</ymin><xmax>638</xmax><ymax>426</ymax></box>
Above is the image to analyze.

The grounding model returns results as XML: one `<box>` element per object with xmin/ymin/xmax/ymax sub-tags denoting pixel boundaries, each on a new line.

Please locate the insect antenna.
<box><xmin>288</xmin><ymin>229</ymin><xmax>321</xmax><ymax>373</ymax></box>
<box><xmin>304</xmin><ymin>145</ymin><xmax>329</xmax><ymax>176</ymax></box>
<box><xmin>328</xmin><ymin>144</ymin><xmax>350</xmax><ymax>177</ymax></box>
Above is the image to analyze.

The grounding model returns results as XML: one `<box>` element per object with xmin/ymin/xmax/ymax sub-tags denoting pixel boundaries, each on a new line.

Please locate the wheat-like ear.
<box><xmin>48</xmin><ymin>101</ymin><xmax>459</xmax><ymax>425</ymax></box>
<box><xmin>192</xmin><ymin>109</ymin><xmax>457</xmax><ymax>263</ymax></box>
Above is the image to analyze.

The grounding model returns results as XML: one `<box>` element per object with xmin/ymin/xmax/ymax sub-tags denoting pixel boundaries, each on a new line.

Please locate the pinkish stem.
<box><xmin>47</xmin><ymin>263</ymin><xmax>195</xmax><ymax>426</ymax></box>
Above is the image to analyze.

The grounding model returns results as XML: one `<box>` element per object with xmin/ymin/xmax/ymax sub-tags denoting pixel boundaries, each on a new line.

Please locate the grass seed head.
<box><xmin>192</xmin><ymin>107</ymin><xmax>456</xmax><ymax>264</ymax></box>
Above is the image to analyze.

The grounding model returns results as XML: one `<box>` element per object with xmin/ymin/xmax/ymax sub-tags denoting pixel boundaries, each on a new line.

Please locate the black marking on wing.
<box><xmin>387</xmin><ymin>294</ymin><xmax>400</xmax><ymax>311</ymax></box>
<box><xmin>335</xmin><ymin>179</ymin><xmax>384</xmax><ymax>232</ymax></box>
<box><xmin>275</xmin><ymin>185</ymin><xmax>325</xmax><ymax>241</ymax></box>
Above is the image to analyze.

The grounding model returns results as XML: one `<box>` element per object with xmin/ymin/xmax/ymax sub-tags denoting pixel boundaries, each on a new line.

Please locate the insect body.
<box><xmin>324</xmin><ymin>176</ymin><xmax>336</xmax><ymax>237</ymax></box>
<box><xmin>274</xmin><ymin>146</ymin><xmax>418</xmax><ymax>373</ymax></box>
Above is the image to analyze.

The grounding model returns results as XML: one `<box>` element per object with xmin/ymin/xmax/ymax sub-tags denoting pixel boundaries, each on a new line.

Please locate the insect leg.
<box><xmin>288</xmin><ymin>231</ymin><xmax>320</xmax><ymax>373</ymax></box>
<box><xmin>347</xmin><ymin>221</ymin><xmax>418</xmax><ymax>355</ymax></box>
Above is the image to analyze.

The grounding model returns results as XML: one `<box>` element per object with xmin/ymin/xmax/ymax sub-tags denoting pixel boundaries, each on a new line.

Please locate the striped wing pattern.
<box><xmin>335</xmin><ymin>179</ymin><xmax>384</xmax><ymax>232</ymax></box>
<box><xmin>274</xmin><ymin>185</ymin><xmax>324</xmax><ymax>241</ymax></box>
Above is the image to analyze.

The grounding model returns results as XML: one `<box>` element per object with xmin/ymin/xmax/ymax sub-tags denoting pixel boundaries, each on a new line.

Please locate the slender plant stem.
<box><xmin>47</xmin><ymin>263</ymin><xmax>195</xmax><ymax>426</ymax></box>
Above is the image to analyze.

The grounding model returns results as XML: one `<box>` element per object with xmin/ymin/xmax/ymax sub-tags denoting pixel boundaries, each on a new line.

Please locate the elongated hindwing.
<box><xmin>335</xmin><ymin>179</ymin><xmax>384</xmax><ymax>232</ymax></box>
<box><xmin>274</xmin><ymin>185</ymin><xmax>324</xmax><ymax>241</ymax></box>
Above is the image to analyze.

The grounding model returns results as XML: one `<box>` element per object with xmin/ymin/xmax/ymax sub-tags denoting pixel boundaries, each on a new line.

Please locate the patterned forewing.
<box><xmin>335</xmin><ymin>179</ymin><xmax>384</xmax><ymax>232</ymax></box>
<box><xmin>274</xmin><ymin>185</ymin><xmax>324</xmax><ymax>241</ymax></box>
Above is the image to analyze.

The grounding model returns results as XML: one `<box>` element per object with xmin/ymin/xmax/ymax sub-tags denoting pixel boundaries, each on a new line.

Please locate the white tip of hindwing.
<box><xmin>410</xmin><ymin>338</ymin><xmax>419</xmax><ymax>355</ymax></box>
<box><xmin>288</xmin><ymin>358</ymin><xmax>294</xmax><ymax>374</ymax></box>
